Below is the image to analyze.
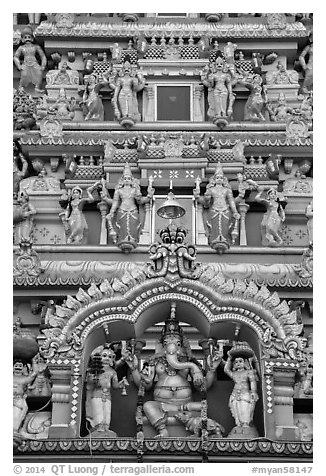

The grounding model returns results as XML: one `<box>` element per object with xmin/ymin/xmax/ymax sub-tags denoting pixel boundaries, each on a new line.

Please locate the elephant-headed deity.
<box><xmin>122</xmin><ymin>302</ymin><xmax>223</xmax><ymax>437</ymax></box>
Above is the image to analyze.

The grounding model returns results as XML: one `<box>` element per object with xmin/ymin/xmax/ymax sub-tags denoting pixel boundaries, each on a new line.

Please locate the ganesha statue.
<box><xmin>122</xmin><ymin>302</ymin><xmax>223</xmax><ymax>437</ymax></box>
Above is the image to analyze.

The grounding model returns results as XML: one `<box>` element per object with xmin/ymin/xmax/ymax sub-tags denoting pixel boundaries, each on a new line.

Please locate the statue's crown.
<box><xmin>161</xmin><ymin>302</ymin><xmax>183</xmax><ymax>338</ymax></box>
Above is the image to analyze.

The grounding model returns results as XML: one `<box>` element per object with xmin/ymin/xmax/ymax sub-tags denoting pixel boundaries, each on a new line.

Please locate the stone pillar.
<box><xmin>139</xmin><ymin>202</ymin><xmax>153</xmax><ymax>245</ymax></box>
<box><xmin>238</xmin><ymin>202</ymin><xmax>250</xmax><ymax>246</ymax></box>
<box><xmin>194</xmin><ymin>199</ymin><xmax>208</xmax><ymax>245</ymax></box>
<box><xmin>48</xmin><ymin>365</ymin><xmax>75</xmax><ymax>438</ymax></box>
<box><xmin>144</xmin><ymin>85</ymin><xmax>155</xmax><ymax>122</ymax></box>
<box><xmin>193</xmin><ymin>84</ymin><xmax>204</xmax><ymax>122</ymax></box>
<box><xmin>273</xmin><ymin>368</ymin><xmax>297</xmax><ymax>440</ymax></box>
<box><xmin>97</xmin><ymin>201</ymin><xmax>108</xmax><ymax>245</ymax></box>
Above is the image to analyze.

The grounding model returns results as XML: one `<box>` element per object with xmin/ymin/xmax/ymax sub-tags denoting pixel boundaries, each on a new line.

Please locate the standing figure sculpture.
<box><xmin>223</xmin><ymin>343</ymin><xmax>259</xmax><ymax>438</ymax></box>
<box><xmin>13</xmin><ymin>26</ymin><xmax>47</xmax><ymax>93</ymax></box>
<box><xmin>107</xmin><ymin>163</ymin><xmax>154</xmax><ymax>252</ymax></box>
<box><xmin>122</xmin><ymin>303</ymin><xmax>223</xmax><ymax>438</ymax></box>
<box><xmin>14</xmin><ymin>191</ymin><xmax>36</xmax><ymax>244</ymax></box>
<box><xmin>239</xmin><ymin>74</ymin><xmax>267</xmax><ymax>121</ymax></box>
<box><xmin>201</xmin><ymin>57</ymin><xmax>235</xmax><ymax>126</ymax></box>
<box><xmin>13</xmin><ymin>141</ymin><xmax>28</xmax><ymax>200</ymax></box>
<box><xmin>111</xmin><ymin>60</ymin><xmax>145</xmax><ymax>127</ymax></box>
<box><xmin>299</xmin><ymin>33</ymin><xmax>313</xmax><ymax>94</ymax></box>
<box><xmin>194</xmin><ymin>164</ymin><xmax>240</xmax><ymax>253</ymax></box>
<box><xmin>254</xmin><ymin>186</ymin><xmax>286</xmax><ymax>247</ymax></box>
<box><xmin>82</xmin><ymin>73</ymin><xmax>108</xmax><ymax>121</ymax></box>
<box><xmin>85</xmin><ymin>346</ymin><xmax>124</xmax><ymax>437</ymax></box>
<box><xmin>13</xmin><ymin>357</ymin><xmax>39</xmax><ymax>435</ymax></box>
<box><xmin>59</xmin><ymin>185</ymin><xmax>97</xmax><ymax>245</ymax></box>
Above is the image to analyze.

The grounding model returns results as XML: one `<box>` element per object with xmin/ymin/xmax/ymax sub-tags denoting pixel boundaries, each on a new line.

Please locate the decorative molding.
<box><xmin>14</xmin><ymin>131</ymin><xmax>313</xmax><ymax>151</ymax></box>
<box><xmin>14</xmin><ymin>438</ymin><xmax>313</xmax><ymax>458</ymax></box>
<box><xmin>34</xmin><ymin>21</ymin><xmax>309</xmax><ymax>39</ymax></box>
<box><xmin>13</xmin><ymin>260</ymin><xmax>313</xmax><ymax>288</ymax></box>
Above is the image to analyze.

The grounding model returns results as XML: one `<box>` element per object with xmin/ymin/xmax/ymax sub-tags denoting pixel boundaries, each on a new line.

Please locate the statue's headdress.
<box><xmin>161</xmin><ymin>302</ymin><xmax>183</xmax><ymax>340</ymax></box>
<box><xmin>123</xmin><ymin>162</ymin><xmax>133</xmax><ymax>178</ymax></box>
<box><xmin>71</xmin><ymin>186</ymin><xmax>83</xmax><ymax>196</ymax></box>
<box><xmin>21</xmin><ymin>26</ymin><xmax>34</xmax><ymax>39</ymax></box>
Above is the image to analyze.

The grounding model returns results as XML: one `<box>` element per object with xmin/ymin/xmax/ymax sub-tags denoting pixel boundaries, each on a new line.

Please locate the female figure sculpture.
<box><xmin>14</xmin><ymin>191</ymin><xmax>36</xmax><ymax>243</ymax></box>
<box><xmin>194</xmin><ymin>165</ymin><xmax>240</xmax><ymax>253</ymax></box>
<box><xmin>85</xmin><ymin>346</ymin><xmax>123</xmax><ymax>436</ymax></box>
<box><xmin>82</xmin><ymin>72</ymin><xmax>110</xmax><ymax>121</ymax></box>
<box><xmin>239</xmin><ymin>74</ymin><xmax>267</xmax><ymax>121</ymax></box>
<box><xmin>13</xmin><ymin>26</ymin><xmax>47</xmax><ymax>93</ymax></box>
<box><xmin>112</xmin><ymin>60</ymin><xmax>145</xmax><ymax>127</ymax></box>
<box><xmin>122</xmin><ymin>303</ymin><xmax>223</xmax><ymax>437</ymax></box>
<box><xmin>13</xmin><ymin>357</ymin><xmax>39</xmax><ymax>435</ymax></box>
<box><xmin>223</xmin><ymin>344</ymin><xmax>259</xmax><ymax>438</ymax></box>
<box><xmin>201</xmin><ymin>57</ymin><xmax>235</xmax><ymax>125</ymax></box>
<box><xmin>299</xmin><ymin>34</ymin><xmax>313</xmax><ymax>93</ymax></box>
<box><xmin>52</xmin><ymin>88</ymin><xmax>75</xmax><ymax>120</ymax></box>
<box><xmin>267</xmin><ymin>93</ymin><xmax>293</xmax><ymax>122</ymax></box>
<box><xmin>254</xmin><ymin>186</ymin><xmax>286</xmax><ymax>247</ymax></box>
<box><xmin>13</xmin><ymin>141</ymin><xmax>28</xmax><ymax>200</ymax></box>
<box><xmin>107</xmin><ymin>163</ymin><xmax>154</xmax><ymax>252</ymax></box>
<box><xmin>59</xmin><ymin>185</ymin><xmax>96</xmax><ymax>244</ymax></box>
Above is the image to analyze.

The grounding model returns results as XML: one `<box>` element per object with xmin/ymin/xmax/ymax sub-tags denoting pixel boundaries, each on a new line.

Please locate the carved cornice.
<box><xmin>14</xmin><ymin>437</ymin><xmax>313</xmax><ymax>458</ymax></box>
<box><xmin>33</xmin><ymin>21</ymin><xmax>309</xmax><ymax>39</ymax></box>
<box><xmin>13</xmin><ymin>260</ymin><xmax>312</xmax><ymax>288</ymax></box>
<box><xmin>14</xmin><ymin>131</ymin><xmax>313</xmax><ymax>149</ymax></box>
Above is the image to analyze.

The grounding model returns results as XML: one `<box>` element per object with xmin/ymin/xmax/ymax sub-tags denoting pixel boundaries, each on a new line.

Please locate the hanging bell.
<box><xmin>157</xmin><ymin>191</ymin><xmax>186</xmax><ymax>220</ymax></box>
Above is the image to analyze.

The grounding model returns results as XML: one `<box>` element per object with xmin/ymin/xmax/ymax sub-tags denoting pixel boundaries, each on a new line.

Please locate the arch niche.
<box><xmin>42</xmin><ymin>275</ymin><xmax>302</xmax><ymax>442</ymax></box>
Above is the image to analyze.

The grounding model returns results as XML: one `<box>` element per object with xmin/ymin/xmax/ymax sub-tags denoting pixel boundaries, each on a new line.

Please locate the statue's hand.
<box><xmin>233</xmin><ymin>211</ymin><xmax>240</xmax><ymax>220</ymax></box>
<box><xmin>121</xmin><ymin>349</ymin><xmax>138</xmax><ymax>370</ymax></box>
<box><xmin>251</xmin><ymin>392</ymin><xmax>259</xmax><ymax>403</ymax></box>
<box><xmin>192</xmin><ymin>370</ymin><xmax>204</xmax><ymax>387</ymax></box>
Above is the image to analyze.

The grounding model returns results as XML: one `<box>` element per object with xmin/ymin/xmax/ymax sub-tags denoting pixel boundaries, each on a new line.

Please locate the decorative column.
<box><xmin>273</xmin><ymin>365</ymin><xmax>298</xmax><ymax>440</ymax></box>
<box><xmin>97</xmin><ymin>200</ymin><xmax>109</xmax><ymax>245</ymax></box>
<box><xmin>139</xmin><ymin>200</ymin><xmax>153</xmax><ymax>245</ymax></box>
<box><xmin>194</xmin><ymin>197</ymin><xmax>208</xmax><ymax>245</ymax></box>
<box><xmin>144</xmin><ymin>85</ymin><xmax>155</xmax><ymax>122</ymax></box>
<box><xmin>48</xmin><ymin>364</ymin><xmax>75</xmax><ymax>438</ymax></box>
<box><xmin>193</xmin><ymin>84</ymin><xmax>205</xmax><ymax>122</ymax></box>
<box><xmin>238</xmin><ymin>202</ymin><xmax>250</xmax><ymax>246</ymax></box>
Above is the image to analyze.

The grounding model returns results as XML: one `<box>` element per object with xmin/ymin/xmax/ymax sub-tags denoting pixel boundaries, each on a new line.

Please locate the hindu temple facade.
<box><xmin>13</xmin><ymin>13</ymin><xmax>313</xmax><ymax>462</ymax></box>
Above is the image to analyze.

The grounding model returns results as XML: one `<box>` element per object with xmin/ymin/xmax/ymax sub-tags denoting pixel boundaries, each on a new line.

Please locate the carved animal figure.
<box><xmin>175</xmin><ymin>411</ymin><xmax>224</xmax><ymax>437</ymax></box>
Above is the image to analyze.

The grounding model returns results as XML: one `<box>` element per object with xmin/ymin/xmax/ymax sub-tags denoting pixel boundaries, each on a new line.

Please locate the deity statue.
<box><xmin>111</xmin><ymin>60</ymin><xmax>145</xmax><ymax>127</ymax></box>
<box><xmin>194</xmin><ymin>164</ymin><xmax>240</xmax><ymax>253</ymax></box>
<box><xmin>59</xmin><ymin>185</ymin><xmax>97</xmax><ymax>245</ymax></box>
<box><xmin>13</xmin><ymin>26</ymin><xmax>47</xmax><ymax>93</ymax></box>
<box><xmin>82</xmin><ymin>72</ymin><xmax>108</xmax><ymax>121</ymax></box>
<box><xmin>298</xmin><ymin>92</ymin><xmax>313</xmax><ymax>122</ymax></box>
<box><xmin>27</xmin><ymin>354</ymin><xmax>51</xmax><ymax>397</ymax></box>
<box><xmin>85</xmin><ymin>346</ymin><xmax>125</xmax><ymax>436</ymax></box>
<box><xmin>52</xmin><ymin>88</ymin><xmax>75</xmax><ymax>120</ymax></box>
<box><xmin>201</xmin><ymin>57</ymin><xmax>235</xmax><ymax>125</ymax></box>
<box><xmin>254</xmin><ymin>186</ymin><xmax>287</xmax><ymax>247</ymax></box>
<box><xmin>306</xmin><ymin>200</ymin><xmax>313</xmax><ymax>245</ymax></box>
<box><xmin>299</xmin><ymin>34</ymin><xmax>313</xmax><ymax>93</ymax></box>
<box><xmin>14</xmin><ymin>191</ymin><xmax>36</xmax><ymax>244</ymax></box>
<box><xmin>238</xmin><ymin>73</ymin><xmax>267</xmax><ymax>121</ymax></box>
<box><xmin>266</xmin><ymin>93</ymin><xmax>294</xmax><ymax>122</ymax></box>
<box><xmin>121</xmin><ymin>303</ymin><xmax>223</xmax><ymax>438</ymax></box>
<box><xmin>265</xmin><ymin>61</ymin><xmax>299</xmax><ymax>85</ymax></box>
<box><xmin>107</xmin><ymin>163</ymin><xmax>154</xmax><ymax>252</ymax></box>
<box><xmin>13</xmin><ymin>357</ymin><xmax>39</xmax><ymax>435</ymax></box>
<box><xmin>13</xmin><ymin>141</ymin><xmax>28</xmax><ymax>200</ymax></box>
<box><xmin>223</xmin><ymin>343</ymin><xmax>259</xmax><ymax>438</ymax></box>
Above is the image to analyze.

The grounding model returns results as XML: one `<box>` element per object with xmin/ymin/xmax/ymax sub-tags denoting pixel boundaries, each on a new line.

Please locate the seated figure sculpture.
<box><xmin>223</xmin><ymin>343</ymin><xmax>260</xmax><ymax>438</ymax></box>
<box><xmin>122</xmin><ymin>303</ymin><xmax>223</xmax><ymax>438</ymax></box>
<box><xmin>194</xmin><ymin>164</ymin><xmax>240</xmax><ymax>253</ymax></box>
<box><xmin>107</xmin><ymin>163</ymin><xmax>154</xmax><ymax>252</ymax></box>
